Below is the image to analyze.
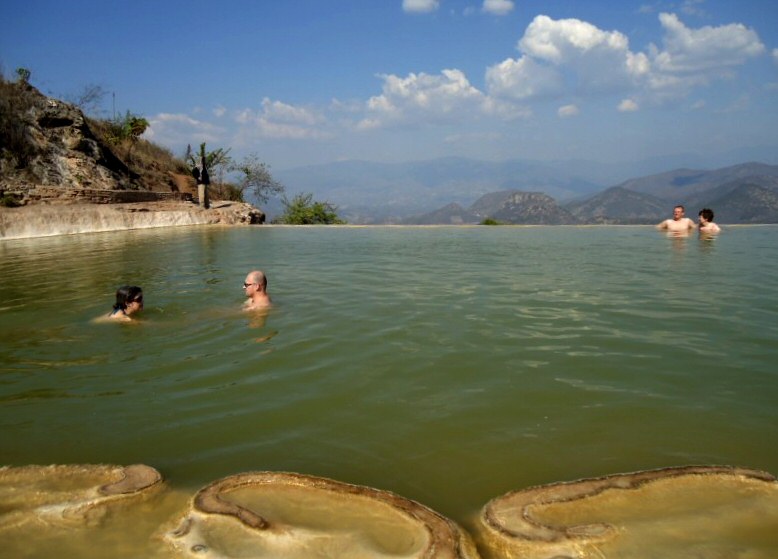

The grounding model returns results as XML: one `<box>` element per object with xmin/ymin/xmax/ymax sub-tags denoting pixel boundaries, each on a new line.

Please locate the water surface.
<box><xmin>1</xmin><ymin>225</ymin><xmax>777</xmax><ymax>546</ymax></box>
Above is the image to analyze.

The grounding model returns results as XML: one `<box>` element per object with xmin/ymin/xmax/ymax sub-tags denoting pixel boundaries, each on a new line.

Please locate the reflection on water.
<box><xmin>1</xmin><ymin>225</ymin><xmax>778</xmax><ymax>556</ymax></box>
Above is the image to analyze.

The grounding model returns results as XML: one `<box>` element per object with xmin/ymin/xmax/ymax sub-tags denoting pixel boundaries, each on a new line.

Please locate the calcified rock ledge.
<box><xmin>0</xmin><ymin>464</ymin><xmax>163</xmax><ymax>530</ymax></box>
<box><xmin>0</xmin><ymin>201</ymin><xmax>264</xmax><ymax>240</ymax></box>
<box><xmin>165</xmin><ymin>471</ymin><xmax>480</xmax><ymax>558</ymax></box>
<box><xmin>476</xmin><ymin>465</ymin><xmax>778</xmax><ymax>559</ymax></box>
<box><xmin>2</xmin><ymin>464</ymin><xmax>777</xmax><ymax>558</ymax></box>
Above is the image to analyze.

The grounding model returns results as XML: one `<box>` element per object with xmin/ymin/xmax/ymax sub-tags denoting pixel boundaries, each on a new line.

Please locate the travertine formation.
<box><xmin>164</xmin><ymin>471</ymin><xmax>480</xmax><ymax>559</ymax></box>
<box><xmin>2</xmin><ymin>464</ymin><xmax>777</xmax><ymax>558</ymax></box>
<box><xmin>0</xmin><ymin>463</ymin><xmax>163</xmax><ymax>530</ymax></box>
<box><xmin>476</xmin><ymin>465</ymin><xmax>778</xmax><ymax>559</ymax></box>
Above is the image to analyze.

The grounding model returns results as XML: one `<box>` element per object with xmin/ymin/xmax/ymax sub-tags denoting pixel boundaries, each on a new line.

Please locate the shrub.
<box><xmin>0</xmin><ymin>193</ymin><xmax>22</xmax><ymax>207</ymax></box>
<box><xmin>0</xmin><ymin>76</ymin><xmax>39</xmax><ymax>170</ymax></box>
<box><xmin>274</xmin><ymin>192</ymin><xmax>345</xmax><ymax>224</ymax></box>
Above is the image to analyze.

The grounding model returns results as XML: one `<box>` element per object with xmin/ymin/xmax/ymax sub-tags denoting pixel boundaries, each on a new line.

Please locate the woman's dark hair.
<box><xmin>114</xmin><ymin>285</ymin><xmax>143</xmax><ymax>312</ymax></box>
<box><xmin>699</xmin><ymin>208</ymin><xmax>715</xmax><ymax>222</ymax></box>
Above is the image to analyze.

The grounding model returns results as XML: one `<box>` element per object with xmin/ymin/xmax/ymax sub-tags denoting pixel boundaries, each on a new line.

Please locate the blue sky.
<box><xmin>2</xmin><ymin>0</ymin><xmax>777</xmax><ymax>170</ymax></box>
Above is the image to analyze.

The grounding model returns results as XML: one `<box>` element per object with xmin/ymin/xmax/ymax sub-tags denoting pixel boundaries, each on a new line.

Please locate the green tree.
<box><xmin>15</xmin><ymin>67</ymin><xmax>30</xmax><ymax>84</ymax></box>
<box><xmin>235</xmin><ymin>153</ymin><xmax>285</xmax><ymax>203</ymax></box>
<box><xmin>185</xmin><ymin>143</ymin><xmax>241</xmax><ymax>200</ymax></box>
<box><xmin>120</xmin><ymin>112</ymin><xmax>148</xmax><ymax>164</ymax></box>
<box><xmin>274</xmin><ymin>192</ymin><xmax>345</xmax><ymax>224</ymax></box>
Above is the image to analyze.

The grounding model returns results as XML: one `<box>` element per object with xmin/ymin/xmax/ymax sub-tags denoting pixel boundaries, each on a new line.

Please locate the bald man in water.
<box><xmin>243</xmin><ymin>270</ymin><xmax>272</xmax><ymax>310</ymax></box>
<box><xmin>656</xmin><ymin>205</ymin><xmax>696</xmax><ymax>234</ymax></box>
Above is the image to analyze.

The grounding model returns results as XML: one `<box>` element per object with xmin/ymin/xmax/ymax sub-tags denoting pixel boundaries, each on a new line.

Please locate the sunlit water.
<box><xmin>1</xmin><ymin>225</ymin><xmax>777</xmax><ymax>554</ymax></box>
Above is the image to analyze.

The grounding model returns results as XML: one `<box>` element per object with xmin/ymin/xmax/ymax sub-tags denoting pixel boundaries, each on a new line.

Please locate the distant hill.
<box><xmin>273</xmin><ymin>157</ymin><xmax>607</xmax><ymax>224</ymax></box>
<box><xmin>405</xmin><ymin>190</ymin><xmax>578</xmax><ymax>225</ymax></box>
<box><xmin>576</xmin><ymin>163</ymin><xmax>778</xmax><ymax>224</ymax></box>
<box><xmin>490</xmin><ymin>192</ymin><xmax>578</xmax><ymax>224</ymax></box>
<box><xmin>273</xmin><ymin>157</ymin><xmax>778</xmax><ymax>224</ymax></box>
<box><xmin>565</xmin><ymin>186</ymin><xmax>669</xmax><ymax>224</ymax></box>
<box><xmin>704</xmin><ymin>181</ymin><xmax>778</xmax><ymax>224</ymax></box>
<box><xmin>617</xmin><ymin>162</ymin><xmax>778</xmax><ymax>201</ymax></box>
<box><xmin>401</xmin><ymin>202</ymin><xmax>479</xmax><ymax>225</ymax></box>
<box><xmin>408</xmin><ymin>163</ymin><xmax>778</xmax><ymax>225</ymax></box>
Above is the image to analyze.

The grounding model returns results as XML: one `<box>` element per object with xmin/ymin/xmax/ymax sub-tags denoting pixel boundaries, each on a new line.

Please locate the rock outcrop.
<box><xmin>1</xmin><ymin>82</ymin><xmax>134</xmax><ymax>196</ymax></box>
<box><xmin>0</xmin><ymin>81</ymin><xmax>266</xmax><ymax>237</ymax></box>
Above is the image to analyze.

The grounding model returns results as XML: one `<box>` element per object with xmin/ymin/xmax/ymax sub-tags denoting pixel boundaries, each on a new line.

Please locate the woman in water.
<box><xmin>106</xmin><ymin>285</ymin><xmax>144</xmax><ymax>322</ymax></box>
<box><xmin>698</xmin><ymin>208</ymin><xmax>721</xmax><ymax>233</ymax></box>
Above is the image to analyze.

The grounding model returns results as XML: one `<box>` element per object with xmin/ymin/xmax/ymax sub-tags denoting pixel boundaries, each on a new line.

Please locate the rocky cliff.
<box><xmin>0</xmin><ymin>80</ymin><xmax>264</xmax><ymax>237</ymax></box>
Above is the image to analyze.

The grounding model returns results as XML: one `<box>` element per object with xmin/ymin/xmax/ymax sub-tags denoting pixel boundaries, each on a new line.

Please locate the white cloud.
<box><xmin>360</xmin><ymin>69</ymin><xmax>489</xmax><ymax>128</ymax></box>
<box><xmin>402</xmin><ymin>0</ymin><xmax>439</xmax><ymax>13</ymax></box>
<box><xmin>513</xmin><ymin>15</ymin><xmax>648</xmax><ymax>94</ymax></box>
<box><xmin>558</xmin><ymin>104</ymin><xmax>579</xmax><ymax>118</ymax></box>
<box><xmin>485</xmin><ymin>12</ymin><xmax>766</xmax><ymax>107</ymax></box>
<box><xmin>145</xmin><ymin>113</ymin><xmax>225</xmax><ymax>145</ymax></box>
<box><xmin>680</xmin><ymin>0</ymin><xmax>706</xmax><ymax>17</ymax></box>
<box><xmin>485</xmin><ymin>55</ymin><xmax>563</xmax><ymax>101</ymax></box>
<box><xmin>261</xmin><ymin>98</ymin><xmax>321</xmax><ymax>125</ymax></box>
<box><xmin>519</xmin><ymin>15</ymin><xmax>630</xmax><ymax>65</ymax></box>
<box><xmin>773</xmin><ymin>48</ymin><xmax>778</xmax><ymax>64</ymax></box>
<box><xmin>651</xmin><ymin>13</ymin><xmax>764</xmax><ymax>75</ymax></box>
<box><xmin>235</xmin><ymin>98</ymin><xmax>329</xmax><ymax>139</ymax></box>
<box><xmin>482</xmin><ymin>0</ymin><xmax>514</xmax><ymax>16</ymax></box>
<box><xmin>198</xmin><ymin>10</ymin><xmax>770</xmax><ymax>159</ymax></box>
<box><xmin>213</xmin><ymin>105</ymin><xmax>226</xmax><ymax>118</ymax></box>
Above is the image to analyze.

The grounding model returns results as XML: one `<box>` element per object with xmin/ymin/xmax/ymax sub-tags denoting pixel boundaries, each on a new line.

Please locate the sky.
<box><xmin>2</xmin><ymin>0</ymin><xmax>777</xmax><ymax>171</ymax></box>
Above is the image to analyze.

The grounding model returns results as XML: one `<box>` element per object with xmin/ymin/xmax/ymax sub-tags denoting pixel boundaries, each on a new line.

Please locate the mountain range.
<box><xmin>269</xmin><ymin>156</ymin><xmax>778</xmax><ymax>225</ymax></box>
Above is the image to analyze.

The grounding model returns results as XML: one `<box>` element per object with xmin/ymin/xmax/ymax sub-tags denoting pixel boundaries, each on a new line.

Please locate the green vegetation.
<box><xmin>235</xmin><ymin>153</ymin><xmax>285</xmax><ymax>203</ymax></box>
<box><xmin>184</xmin><ymin>143</ymin><xmax>286</xmax><ymax>203</ymax></box>
<box><xmin>273</xmin><ymin>192</ymin><xmax>345</xmax><ymax>224</ymax></box>
<box><xmin>481</xmin><ymin>218</ymin><xmax>502</xmax><ymax>225</ymax></box>
<box><xmin>15</xmin><ymin>67</ymin><xmax>30</xmax><ymax>84</ymax></box>
<box><xmin>88</xmin><ymin>114</ymin><xmax>188</xmax><ymax>180</ymax></box>
<box><xmin>0</xmin><ymin>193</ymin><xmax>22</xmax><ymax>207</ymax></box>
<box><xmin>0</xmin><ymin>74</ymin><xmax>39</xmax><ymax>170</ymax></box>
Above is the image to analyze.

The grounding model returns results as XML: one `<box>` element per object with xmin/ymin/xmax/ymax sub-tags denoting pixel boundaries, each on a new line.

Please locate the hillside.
<box><xmin>408</xmin><ymin>162</ymin><xmax>778</xmax><ymax>225</ymax></box>
<box><xmin>0</xmin><ymin>79</ymin><xmax>264</xmax><ymax>235</ymax></box>
<box><xmin>274</xmin><ymin>156</ymin><xmax>778</xmax><ymax>224</ymax></box>
<box><xmin>274</xmin><ymin>158</ymin><xmax>608</xmax><ymax>223</ymax></box>
<box><xmin>617</xmin><ymin>163</ymin><xmax>778</xmax><ymax>201</ymax></box>
<box><xmin>406</xmin><ymin>190</ymin><xmax>579</xmax><ymax>225</ymax></box>
<box><xmin>565</xmin><ymin>187</ymin><xmax>670</xmax><ymax>224</ymax></box>
<box><xmin>0</xmin><ymin>79</ymin><xmax>192</xmax><ymax>200</ymax></box>
<box><xmin>401</xmin><ymin>202</ymin><xmax>480</xmax><ymax>225</ymax></box>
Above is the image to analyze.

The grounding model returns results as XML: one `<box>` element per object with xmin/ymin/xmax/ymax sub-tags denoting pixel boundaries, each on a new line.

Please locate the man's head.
<box><xmin>243</xmin><ymin>270</ymin><xmax>267</xmax><ymax>296</ymax></box>
<box><xmin>672</xmin><ymin>205</ymin><xmax>685</xmax><ymax>220</ymax></box>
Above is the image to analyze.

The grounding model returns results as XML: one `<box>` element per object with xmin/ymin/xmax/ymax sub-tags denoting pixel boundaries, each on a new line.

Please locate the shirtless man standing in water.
<box><xmin>656</xmin><ymin>205</ymin><xmax>696</xmax><ymax>234</ymax></box>
<box><xmin>243</xmin><ymin>270</ymin><xmax>272</xmax><ymax>310</ymax></box>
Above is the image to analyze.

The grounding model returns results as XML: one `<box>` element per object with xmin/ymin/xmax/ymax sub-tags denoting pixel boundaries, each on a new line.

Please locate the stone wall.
<box><xmin>23</xmin><ymin>186</ymin><xmax>193</xmax><ymax>204</ymax></box>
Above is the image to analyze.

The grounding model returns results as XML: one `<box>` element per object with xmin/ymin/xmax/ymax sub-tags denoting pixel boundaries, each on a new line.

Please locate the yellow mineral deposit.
<box><xmin>163</xmin><ymin>471</ymin><xmax>480</xmax><ymax>559</ymax></box>
<box><xmin>3</xmin><ymin>464</ymin><xmax>777</xmax><ymax>558</ymax></box>
<box><xmin>0</xmin><ymin>463</ymin><xmax>184</xmax><ymax>558</ymax></box>
<box><xmin>475</xmin><ymin>465</ymin><xmax>778</xmax><ymax>559</ymax></box>
<box><xmin>0</xmin><ymin>463</ymin><xmax>163</xmax><ymax>528</ymax></box>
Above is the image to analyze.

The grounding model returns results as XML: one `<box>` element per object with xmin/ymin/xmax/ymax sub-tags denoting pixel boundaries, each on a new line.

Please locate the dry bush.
<box><xmin>0</xmin><ymin>77</ymin><xmax>39</xmax><ymax>171</ymax></box>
